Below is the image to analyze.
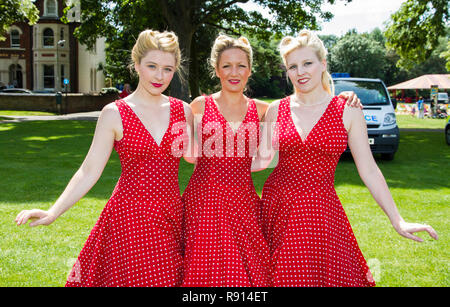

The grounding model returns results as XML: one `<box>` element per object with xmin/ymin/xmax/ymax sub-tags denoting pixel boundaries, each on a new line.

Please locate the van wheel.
<box><xmin>381</xmin><ymin>153</ymin><xmax>395</xmax><ymax>160</ymax></box>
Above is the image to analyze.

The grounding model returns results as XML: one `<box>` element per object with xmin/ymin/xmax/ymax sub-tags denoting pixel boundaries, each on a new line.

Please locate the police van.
<box><xmin>332</xmin><ymin>74</ymin><xmax>399</xmax><ymax>160</ymax></box>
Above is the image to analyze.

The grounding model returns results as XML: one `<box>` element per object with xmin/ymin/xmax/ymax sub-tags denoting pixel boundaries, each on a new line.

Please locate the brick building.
<box><xmin>0</xmin><ymin>0</ymin><xmax>105</xmax><ymax>93</ymax></box>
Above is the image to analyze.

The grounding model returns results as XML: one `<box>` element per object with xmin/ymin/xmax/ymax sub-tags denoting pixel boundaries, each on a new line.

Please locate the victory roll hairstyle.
<box><xmin>209</xmin><ymin>34</ymin><xmax>253</xmax><ymax>78</ymax></box>
<box><xmin>131</xmin><ymin>29</ymin><xmax>182</xmax><ymax>70</ymax></box>
<box><xmin>279</xmin><ymin>30</ymin><xmax>334</xmax><ymax>95</ymax></box>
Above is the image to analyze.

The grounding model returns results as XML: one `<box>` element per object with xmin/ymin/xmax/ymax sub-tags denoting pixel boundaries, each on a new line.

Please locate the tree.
<box><xmin>440</xmin><ymin>41</ymin><xmax>450</xmax><ymax>71</ymax></box>
<box><xmin>318</xmin><ymin>34</ymin><xmax>339</xmax><ymax>51</ymax></box>
<box><xmin>329</xmin><ymin>32</ymin><xmax>388</xmax><ymax>79</ymax></box>
<box><xmin>67</xmin><ymin>0</ymin><xmax>352</xmax><ymax>101</ymax></box>
<box><xmin>247</xmin><ymin>35</ymin><xmax>285</xmax><ymax>98</ymax></box>
<box><xmin>384</xmin><ymin>0</ymin><xmax>449</xmax><ymax>69</ymax></box>
<box><xmin>0</xmin><ymin>0</ymin><xmax>39</xmax><ymax>40</ymax></box>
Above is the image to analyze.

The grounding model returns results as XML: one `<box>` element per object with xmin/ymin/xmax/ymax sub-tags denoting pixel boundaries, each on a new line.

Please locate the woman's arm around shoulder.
<box><xmin>190</xmin><ymin>95</ymin><xmax>206</xmax><ymax>117</ymax></box>
<box><xmin>181</xmin><ymin>101</ymin><xmax>196</xmax><ymax>164</ymax></box>
<box><xmin>251</xmin><ymin>99</ymin><xmax>281</xmax><ymax>172</ymax></box>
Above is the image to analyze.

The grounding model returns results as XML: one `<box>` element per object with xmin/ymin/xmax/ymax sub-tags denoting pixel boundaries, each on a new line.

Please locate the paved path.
<box><xmin>0</xmin><ymin>111</ymin><xmax>101</xmax><ymax>122</ymax></box>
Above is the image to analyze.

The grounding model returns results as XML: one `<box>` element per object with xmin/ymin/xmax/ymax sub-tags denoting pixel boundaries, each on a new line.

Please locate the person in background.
<box><xmin>417</xmin><ymin>96</ymin><xmax>424</xmax><ymax>119</ymax></box>
<box><xmin>119</xmin><ymin>83</ymin><xmax>132</xmax><ymax>98</ymax></box>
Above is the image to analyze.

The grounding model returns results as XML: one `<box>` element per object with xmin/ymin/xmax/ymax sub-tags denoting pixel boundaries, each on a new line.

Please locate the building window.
<box><xmin>43</xmin><ymin>64</ymin><xmax>55</xmax><ymax>89</ymax></box>
<box><xmin>10</xmin><ymin>30</ymin><xmax>20</xmax><ymax>48</ymax></box>
<box><xmin>60</xmin><ymin>28</ymin><xmax>64</xmax><ymax>41</ymax></box>
<box><xmin>43</xmin><ymin>28</ymin><xmax>54</xmax><ymax>47</ymax></box>
<box><xmin>9</xmin><ymin>64</ymin><xmax>23</xmax><ymax>88</ymax></box>
<box><xmin>45</xmin><ymin>0</ymin><xmax>58</xmax><ymax>17</ymax></box>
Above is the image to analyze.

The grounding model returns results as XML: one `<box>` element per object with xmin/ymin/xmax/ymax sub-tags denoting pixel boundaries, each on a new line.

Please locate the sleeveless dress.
<box><xmin>261</xmin><ymin>96</ymin><xmax>376</xmax><ymax>287</ymax></box>
<box><xmin>181</xmin><ymin>95</ymin><xmax>270</xmax><ymax>287</ymax></box>
<box><xmin>66</xmin><ymin>97</ymin><xmax>187</xmax><ymax>287</ymax></box>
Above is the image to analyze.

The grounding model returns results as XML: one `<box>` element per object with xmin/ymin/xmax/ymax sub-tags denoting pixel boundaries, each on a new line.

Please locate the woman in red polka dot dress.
<box><xmin>181</xmin><ymin>35</ymin><xmax>272</xmax><ymax>287</ymax></box>
<box><xmin>15</xmin><ymin>30</ymin><xmax>194</xmax><ymax>287</ymax></box>
<box><xmin>253</xmin><ymin>30</ymin><xmax>438</xmax><ymax>287</ymax></box>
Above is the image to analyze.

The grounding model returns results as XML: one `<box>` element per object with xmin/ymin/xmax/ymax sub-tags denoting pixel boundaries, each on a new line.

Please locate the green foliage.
<box><xmin>100</xmin><ymin>87</ymin><xmax>120</xmax><ymax>95</ymax></box>
<box><xmin>440</xmin><ymin>41</ymin><xmax>450</xmax><ymax>71</ymax></box>
<box><xmin>66</xmin><ymin>0</ymin><xmax>352</xmax><ymax>100</ymax></box>
<box><xmin>324</xmin><ymin>27</ymin><xmax>448</xmax><ymax>86</ymax></box>
<box><xmin>319</xmin><ymin>34</ymin><xmax>339</xmax><ymax>51</ymax></box>
<box><xmin>0</xmin><ymin>0</ymin><xmax>39</xmax><ymax>40</ymax></box>
<box><xmin>384</xmin><ymin>0</ymin><xmax>449</xmax><ymax>69</ymax></box>
<box><xmin>247</xmin><ymin>35</ymin><xmax>286</xmax><ymax>98</ymax></box>
<box><xmin>329</xmin><ymin>32</ymin><xmax>388</xmax><ymax>79</ymax></box>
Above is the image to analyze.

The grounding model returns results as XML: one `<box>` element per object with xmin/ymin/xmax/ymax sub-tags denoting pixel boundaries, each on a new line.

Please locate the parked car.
<box><xmin>333</xmin><ymin>77</ymin><xmax>399</xmax><ymax>160</ymax></box>
<box><xmin>32</xmin><ymin>90</ymin><xmax>56</xmax><ymax>94</ymax></box>
<box><xmin>0</xmin><ymin>88</ymin><xmax>33</xmax><ymax>94</ymax></box>
<box><xmin>446</xmin><ymin>118</ymin><xmax>450</xmax><ymax>145</ymax></box>
<box><xmin>437</xmin><ymin>92</ymin><xmax>449</xmax><ymax>104</ymax></box>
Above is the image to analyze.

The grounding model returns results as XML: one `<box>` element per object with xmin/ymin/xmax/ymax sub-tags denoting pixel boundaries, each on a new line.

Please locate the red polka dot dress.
<box><xmin>181</xmin><ymin>95</ymin><xmax>270</xmax><ymax>287</ymax></box>
<box><xmin>261</xmin><ymin>96</ymin><xmax>376</xmax><ymax>287</ymax></box>
<box><xmin>66</xmin><ymin>97</ymin><xmax>187</xmax><ymax>287</ymax></box>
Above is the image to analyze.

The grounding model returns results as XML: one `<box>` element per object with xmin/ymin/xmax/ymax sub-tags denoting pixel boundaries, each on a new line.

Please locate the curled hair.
<box><xmin>279</xmin><ymin>30</ymin><xmax>334</xmax><ymax>95</ymax></box>
<box><xmin>209</xmin><ymin>34</ymin><xmax>253</xmax><ymax>78</ymax></box>
<box><xmin>131</xmin><ymin>29</ymin><xmax>182</xmax><ymax>70</ymax></box>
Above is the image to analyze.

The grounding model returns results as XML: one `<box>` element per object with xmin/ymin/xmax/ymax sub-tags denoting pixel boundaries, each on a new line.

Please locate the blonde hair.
<box><xmin>209</xmin><ymin>34</ymin><xmax>253</xmax><ymax>78</ymax></box>
<box><xmin>131</xmin><ymin>29</ymin><xmax>182</xmax><ymax>70</ymax></box>
<box><xmin>279</xmin><ymin>30</ymin><xmax>334</xmax><ymax>95</ymax></box>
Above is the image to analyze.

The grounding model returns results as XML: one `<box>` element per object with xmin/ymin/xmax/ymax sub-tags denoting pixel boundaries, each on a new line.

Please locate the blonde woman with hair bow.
<box><xmin>15</xmin><ymin>29</ymin><xmax>195</xmax><ymax>287</ymax></box>
<box><xmin>254</xmin><ymin>30</ymin><xmax>438</xmax><ymax>287</ymax></box>
<box><xmin>182</xmin><ymin>34</ymin><xmax>270</xmax><ymax>287</ymax></box>
<box><xmin>182</xmin><ymin>33</ymin><xmax>360</xmax><ymax>287</ymax></box>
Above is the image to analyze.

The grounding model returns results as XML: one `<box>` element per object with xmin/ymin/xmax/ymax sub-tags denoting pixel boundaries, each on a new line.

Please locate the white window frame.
<box><xmin>10</xmin><ymin>29</ymin><xmax>20</xmax><ymax>48</ymax></box>
<box><xmin>44</xmin><ymin>0</ymin><xmax>58</xmax><ymax>17</ymax></box>
<box><xmin>43</xmin><ymin>28</ymin><xmax>55</xmax><ymax>48</ymax></box>
<box><xmin>43</xmin><ymin>64</ymin><xmax>55</xmax><ymax>89</ymax></box>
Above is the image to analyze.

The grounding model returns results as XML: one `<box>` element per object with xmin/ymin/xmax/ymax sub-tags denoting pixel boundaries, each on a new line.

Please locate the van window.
<box><xmin>334</xmin><ymin>80</ymin><xmax>390</xmax><ymax>106</ymax></box>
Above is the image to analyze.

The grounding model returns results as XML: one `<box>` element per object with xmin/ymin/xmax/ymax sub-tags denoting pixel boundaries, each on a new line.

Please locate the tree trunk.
<box><xmin>157</xmin><ymin>0</ymin><xmax>196</xmax><ymax>102</ymax></box>
<box><xmin>189</xmin><ymin>39</ymin><xmax>200</xmax><ymax>98</ymax></box>
<box><xmin>170</xmin><ymin>27</ymin><xmax>192</xmax><ymax>102</ymax></box>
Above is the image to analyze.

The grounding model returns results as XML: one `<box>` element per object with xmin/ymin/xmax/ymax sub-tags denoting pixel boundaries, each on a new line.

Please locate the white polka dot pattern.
<box><xmin>261</xmin><ymin>96</ymin><xmax>376</xmax><ymax>287</ymax></box>
<box><xmin>66</xmin><ymin>97</ymin><xmax>187</xmax><ymax>287</ymax></box>
<box><xmin>182</xmin><ymin>95</ymin><xmax>270</xmax><ymax>287</ymax></box>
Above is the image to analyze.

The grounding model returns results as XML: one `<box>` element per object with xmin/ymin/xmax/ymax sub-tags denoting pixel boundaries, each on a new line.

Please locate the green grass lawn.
<box><xmin>396</xmin><ymin>114</ymin><xmax>447</xmax><ymax>130</ymax></box>
<box><xmin>0</xmin><ymin>120</ymin><xmax>448</xmax><ymax>287</ymax></box>
<box><xmin>0</xmin><ymin>111</ymin><xmax>57</xmax><ymax>116</ymax></box>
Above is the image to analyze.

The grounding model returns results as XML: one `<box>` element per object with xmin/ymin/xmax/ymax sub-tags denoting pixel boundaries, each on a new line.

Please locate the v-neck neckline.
<box><xmin>210</xmin><ymin>95</ymin><xmax>251</xmax><ymax>136</ymax></box>
<box><xmin>288</xmin><ymin>95</ymin><xmax>333</xmax><ymax>144</ymax></box>
<box><xmin>121</xmin><ymin>98</ymin><xmax>172</xmax><ymax>148</ymax></box>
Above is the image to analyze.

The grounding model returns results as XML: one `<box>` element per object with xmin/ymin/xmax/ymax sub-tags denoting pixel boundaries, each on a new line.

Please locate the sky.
<box><xmin>317</xmin><ymin>0</ymin><xmax>407</xmax><ymax>35</ymax></box>
<box><xmin>238</xmin><ymin>0</ymin><xmax>408</xmax><ymax>36</ymax></box>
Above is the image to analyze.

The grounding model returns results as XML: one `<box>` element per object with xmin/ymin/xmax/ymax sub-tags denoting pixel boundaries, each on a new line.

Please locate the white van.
<box><xmin>437</xmin><ymin>92</ymin><xmax>449</xmax><ymax>104</ymax></box>
<box><xmin>332</xmin><ymin>76</ymin><xmax>399</xmax><ymax>160</ymax></box>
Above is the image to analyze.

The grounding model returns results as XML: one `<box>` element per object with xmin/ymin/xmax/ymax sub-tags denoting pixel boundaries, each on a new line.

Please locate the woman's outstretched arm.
<box><xmin>15</xmin><ymin>104</ymin><xmax>121</xmax><ymax>227</ymax></box>
<box><xmin>344</xmin><ymin>106</ymin><xmax>438</xmax><ymax>242</ymax></box>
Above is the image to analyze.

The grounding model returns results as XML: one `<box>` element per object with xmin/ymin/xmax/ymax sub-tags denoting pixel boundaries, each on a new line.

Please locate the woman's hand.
<box><xmin>394</xmin><ymin>220</ymin><xmax>439</xmax><ymax>242</ymax></box>
<box><xmin>15</xmin><ymin>209</ymin><xmax>57</xmax><ymax>227</ymax></box>
<box><xmin>338</xmin><ymin>91</ymin><xmax>363</xmax><ymax>109</ymax></box>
